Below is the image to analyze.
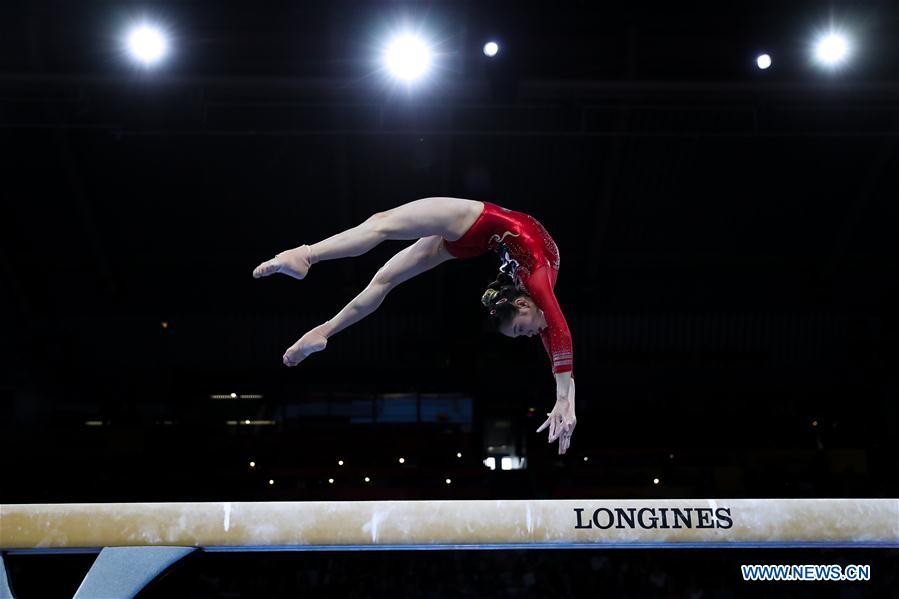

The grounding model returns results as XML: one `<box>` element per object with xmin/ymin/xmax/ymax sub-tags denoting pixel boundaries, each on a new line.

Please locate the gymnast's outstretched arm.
<box><xmin>282</xmin><ymin>236</ymin><xmax>455</xmax><ymax>366</ymax></box>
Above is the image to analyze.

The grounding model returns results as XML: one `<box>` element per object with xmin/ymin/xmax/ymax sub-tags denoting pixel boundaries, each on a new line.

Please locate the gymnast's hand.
<box><xmin>283</xmin><ymin>327</ymin><xmax>328</xmax><ymax>367</ymax></box>
<box><xmin>537</xmin><ymin>379</ymin><xmax>576</xmax><ymax>455</ymax></box>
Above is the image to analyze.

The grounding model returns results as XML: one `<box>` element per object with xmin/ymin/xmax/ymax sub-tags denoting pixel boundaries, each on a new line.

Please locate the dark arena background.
<box><xmin>2</xmin><ymin>1</ymin><xmax>899</xmax><ymax>597</ymax></box>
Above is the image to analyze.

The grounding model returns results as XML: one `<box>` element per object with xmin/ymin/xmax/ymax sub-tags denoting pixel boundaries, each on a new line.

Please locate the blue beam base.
<box><xmin>72</xmin><ymin>546</ymin><xmax>196</xmax><ymax>599</ymax></box>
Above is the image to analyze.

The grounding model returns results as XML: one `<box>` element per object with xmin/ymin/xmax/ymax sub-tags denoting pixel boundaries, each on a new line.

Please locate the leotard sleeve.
<box><xmin>523</xmin><ymin>267</ymin><xmax>573</xmax><ymax>376</ymax></box>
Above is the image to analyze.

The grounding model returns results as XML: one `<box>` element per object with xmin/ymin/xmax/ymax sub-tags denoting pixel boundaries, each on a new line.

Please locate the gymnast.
<box><xmin>253</xmin><ymin>197</ymin><xmax>576</xmax><ymax>454</ymax></box>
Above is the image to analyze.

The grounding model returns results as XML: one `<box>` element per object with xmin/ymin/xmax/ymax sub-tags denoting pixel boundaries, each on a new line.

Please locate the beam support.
<box><xmin>72</xmin><ymin>547</ymin><xmax>195</xmax><ymax>599</ymax></box>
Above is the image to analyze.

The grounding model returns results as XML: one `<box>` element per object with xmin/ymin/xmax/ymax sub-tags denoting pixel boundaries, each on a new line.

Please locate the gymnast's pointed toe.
<box><xmin>254</xmin><ymin>245</ymin><xmax>313</xmax><ymax>281</ymax></box>
<box><xmin>253</xmin><ymin>257</ymin><xmax>281</xmax><ymax>279</ymax></box>
<box><xmin>283</xmin><ymin>329</ymin><xmax>328</xmax><ymax>366</ymax></box>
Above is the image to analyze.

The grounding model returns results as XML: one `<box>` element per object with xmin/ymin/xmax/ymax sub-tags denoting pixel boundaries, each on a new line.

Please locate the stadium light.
<box><xmin>125</xmin><ymin>23</ymin><xmax>169</xmax><ymax>66</ymax></box>
<box><xmin>383</xmin><ymin>33</ymin><xmax>432</xmax><ymax>82</ymax></box>
<box><xmin>814</xmin><ymin>32</ymin><xmax>851</xmax><ymax>67</ymax></box>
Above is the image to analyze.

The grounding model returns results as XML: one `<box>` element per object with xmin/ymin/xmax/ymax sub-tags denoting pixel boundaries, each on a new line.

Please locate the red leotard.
<box><xmin>444</xmin><ymin>202</ymin><xmax>573</xmax><ymax>375</ymax></box>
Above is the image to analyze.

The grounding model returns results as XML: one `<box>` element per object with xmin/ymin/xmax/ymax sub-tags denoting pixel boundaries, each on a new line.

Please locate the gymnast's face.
<box><xmin>500</xmin><ymin>298</ymin><xmax>545</xmax><ymax>338</ymax></box>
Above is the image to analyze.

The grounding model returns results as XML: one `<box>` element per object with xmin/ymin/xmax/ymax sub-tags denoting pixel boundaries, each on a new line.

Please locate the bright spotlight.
<box><xmin>126</xmin><ymin>24</ymin><xmax>169</xmax><ymax>66</ymax></box>
<box><xmin>384</xmin><ymin>34</ymin><xmax>432</xmax><ymax>82</ymax></box>
<box><xmin>815</xmin><ymin>32</ymin><xmax>850</xmax><ymax>66</ymax></box>
<box><xmin>483</xmin><ymin>41</ymin><xmax>499</xmax><ymax>57</ymax></box>
<box><xmin>756</xmin><ymin>54</ymin><xmax>772</xmax><ymax>70</ymax></box>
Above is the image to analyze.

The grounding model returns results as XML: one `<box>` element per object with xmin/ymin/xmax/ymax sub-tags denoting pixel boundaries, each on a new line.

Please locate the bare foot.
<box><xmin>283</xmin><ymin>329</ymin><xmax>328</xmax><ymax>367</ymax></box>
<box><xmin>253</xmin><ymin>245</ymin><xmax>314</xmax><ymax>280</ymax></box>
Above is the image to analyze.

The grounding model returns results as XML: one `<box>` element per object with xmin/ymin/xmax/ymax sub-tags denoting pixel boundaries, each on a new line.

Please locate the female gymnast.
<box><xmin>253</xmin><ymin>197</ymin><xmax>576</xmax><ymax>454</ymax></box>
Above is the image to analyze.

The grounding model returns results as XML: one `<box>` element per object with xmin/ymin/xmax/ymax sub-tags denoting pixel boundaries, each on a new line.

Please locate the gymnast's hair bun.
<box><xmin>481</xmin><ymin>271</ymin><xmax>523</xmax><ymax>323</ymax></box>
<box><xmin>481</xmin><ymin>287</ymin><xmax>501</xmax><ymax>308</ymax></box>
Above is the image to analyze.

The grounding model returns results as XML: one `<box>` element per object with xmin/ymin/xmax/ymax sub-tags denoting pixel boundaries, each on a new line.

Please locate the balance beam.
<box><xmin>3</xmin><ymin>499</ymin><xmax>898</xmax><ymax>551</ymax></box>
<box><xmin>1</xmin><ymin>499</ymin><xmax>897</xmax><ymax>599</ymax></box>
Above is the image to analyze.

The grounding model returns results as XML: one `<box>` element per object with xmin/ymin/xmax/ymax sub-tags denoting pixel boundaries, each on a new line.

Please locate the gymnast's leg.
<box><xmin>283</xmin><ymin>235</ymin><xmax>455</xmax><ymax>366</ymax></box>
<box><xmin>253</xmin><ymin>196</ymin><xmax>481</xmax><ymax>279</ymax></box>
